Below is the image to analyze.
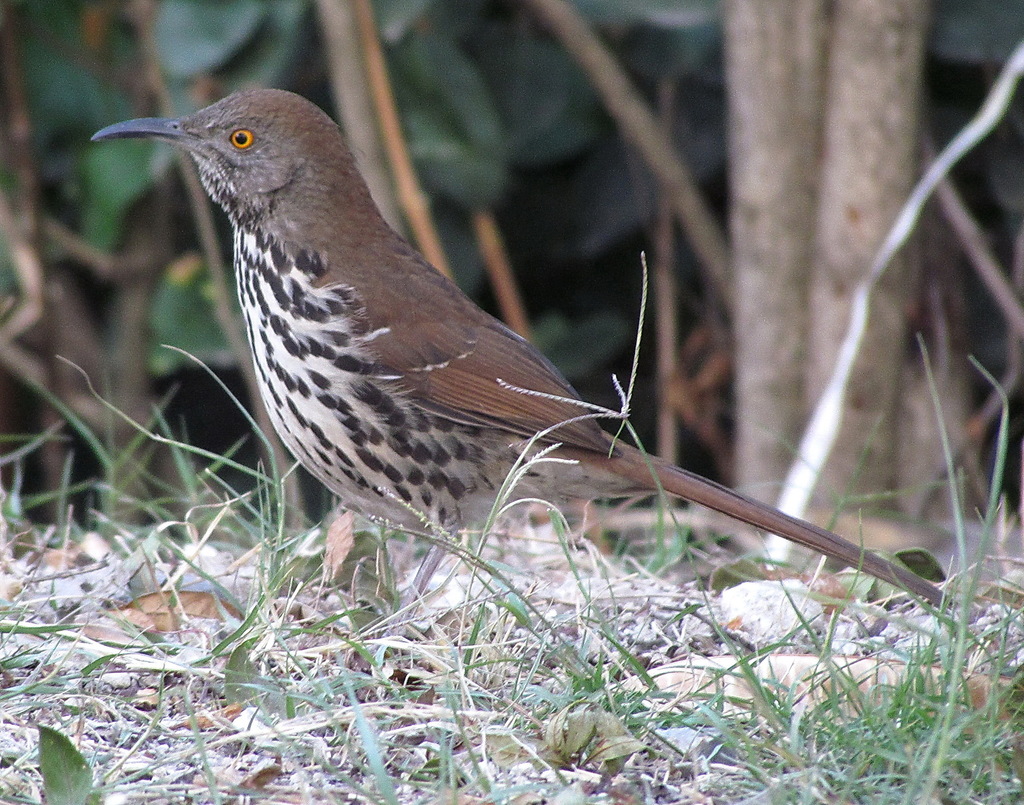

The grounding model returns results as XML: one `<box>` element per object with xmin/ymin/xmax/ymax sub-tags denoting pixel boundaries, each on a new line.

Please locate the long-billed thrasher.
<box><xmin>93</xmin><ymin>89</ymin><xmax>942</xmax><ymax>606</ymax></box>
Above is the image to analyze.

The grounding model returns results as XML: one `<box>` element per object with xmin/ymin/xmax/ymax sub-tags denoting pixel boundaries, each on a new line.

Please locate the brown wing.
<box><xmin>351</xmin><ymin>254</ymin><xmax>613</xmax><ymax>454</ymax></box>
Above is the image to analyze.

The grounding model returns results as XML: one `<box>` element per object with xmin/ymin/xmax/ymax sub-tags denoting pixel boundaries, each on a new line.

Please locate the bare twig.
<box><xmin>0</xmin><ymin>191</ymin><xmax>46</xmax><ymax>387</ymax></box>
<box><xmin>909</xmin><ymin>142</ymin><xmax>1024</xmax><ymax>519</ymax></box>
<box><xmin>916</xmin><ymin>209</ymin><xmax>1024</xmax><ymax>520</ymax></box>
<box><xmin>520</xmin><ymin>0</ymin><xmax>730</xmax><ymax>308</ymax></box>
<box><xmin>653</xmin><ymin>80</ymin><xmax>679</xmax><ymax>464</ymax></box>
<box><xmin>43</xmin><ymin>218</ymin><xmax>121</xmax><ymax>279</ymax></box>
<box><xmin>352</xmin><ymin>0</ymin><xmax>452</xmax><ymax>277</ymax></box>
<box><xmin>0</xmin><ymin>2</ymin><xmax>46</xmax><ymax>387</ymax></box>
<box><xmin>934</xmin><ymin>172</ymin><xmax>1024</xmax><ymax>344</ymax></box>
<box><xmin>471</xmin><ymin>210</ymin><xmax>531</xmax><ymax>339</ymax></box>
<box><xmin>314</xmin><ymin>0</ymin><xmax>405</xmax><ymax>232</ymax></box>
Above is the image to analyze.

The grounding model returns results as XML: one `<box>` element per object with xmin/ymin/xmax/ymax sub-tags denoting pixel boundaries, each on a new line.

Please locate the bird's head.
<box><xmin>92</xmin><ymin>89</ymin><xmax>363</xmax><ymax>231</ymax></box>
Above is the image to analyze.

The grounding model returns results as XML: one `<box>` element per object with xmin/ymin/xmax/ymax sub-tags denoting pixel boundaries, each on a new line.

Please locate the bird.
<box><xmin>92</xmin><ymin>88</ymin><xmax>943</xmax><ymax>607</ymax></box>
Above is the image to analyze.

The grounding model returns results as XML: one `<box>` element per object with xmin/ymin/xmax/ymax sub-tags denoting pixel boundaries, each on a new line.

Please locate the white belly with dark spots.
<box><xmin>232</xmin><ymin>228</ymin><xmax>508</xmax><ymax>530</ymax></box>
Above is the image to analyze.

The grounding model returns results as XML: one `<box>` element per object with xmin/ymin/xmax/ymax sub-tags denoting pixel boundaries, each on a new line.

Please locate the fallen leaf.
<box><xmin>133</xmin><ymin>688</ymin><xmax>160</xmax><ymax>707</ymax></box>
<box><xmin>79</xmin><ymin>531</ymin><xmax>111</xmax><ymax>560</ymax></box>
<box><xmin>175</xmin><ymin>703</ymin><xmax>244</xmax><ymax>730</ymax></box>
<box><xmin>38</xmin><ymin>725</ymin><xmax>94</xmax><ymax>805</ymax></box>
<box><xmin>42</xmin><ymin>546</ymin><xmax>83</xmax><ymax>571</ymax></box>
<box><xmin>177</xmin><ymin>590</ymin><xmax>240</xmax><ymax>619</ymax></box>
<box><xmin>805</xmin><ymin>573</ymin><xmax>855</xmax><ymax>603</ymax></box>
<box><xmin>324</xmin><ymin>510</ymin><xmax>355</xmax><ymax>582</ymax></box>
<box><xmin>543</xmin><ymin>706</ymin><xmax>643</xmax><ymax>771</ymax></box>
<box><xmin>545</xmin><ymin>707</ymin><xmax>596</xmax><ymax>762</ymax></box>
<box><xmin>114</xmin><ymin>589</ymin><xmax>238</xmax><ymax>633</ymax></box>
<box><xmin>0</xmin><ymin>574</ymin><xmax>23</xmax><ymax>600</ymax></box>
<box><xmin>113</xmin><ymin>605</ymin><xmax>165</xmax><ymax>633</ymax></box>
<box><xmin>239</xmin><ymin>760</ymin><xmax>282</xmax><ymax>789</ymax></box>
<box><xmin>225</xmin><ymin>644</ymin><xmax>259</xmax><ymax>705</ymax></box>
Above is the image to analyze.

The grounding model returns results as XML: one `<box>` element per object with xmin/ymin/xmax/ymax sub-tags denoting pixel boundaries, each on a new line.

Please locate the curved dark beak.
<box><xmin>91</xmin><ymin>117</ymin><xmax>186</xmax><ymax>143</ymax></box>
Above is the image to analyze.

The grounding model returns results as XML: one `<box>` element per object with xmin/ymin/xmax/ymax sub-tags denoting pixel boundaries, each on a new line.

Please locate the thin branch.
<box><xmin>0</xmin><ymin>1</ymin><xmax>46</xmax><ymax>386</ymax></box>
<box><xmin>916</xmin><ymin>210</ymin><xmax>1024</xmax><ymax>520</ymax></box>
<box><xmin>471</xmin><ymin>210</ymin><xmax>531</xmax><ymax>339</ymax></box>
<box><xmin>934</xmin><ymin>171</ymin><xmax>1024</xmax><ymax>344</ymax></box>
<box><xmin>43</xmin><ymin>218</ymin><xmax>121</xmax><ymax>279</ymax></box>
<box><xmin>520</xmin><ymin>0</ymin><xmax>730</xmax><ymax>309</ymax></box>
<box><xmin>653</xmin><ymin>79</ymin><xmax>679</xmax><ymax>464</ymax></box>
<box><xmin>352</xmin><ymin>0</ymin><xmax>452</xmax><ymax>277</ymax></box>
<box><xmin>314</xmin><ymin>0</ymin><xmax>405</xmax><ymax>232</ymax></box>
<box><xmin>0</xmin><ymin>190</ymin><xmax>45</xmax><ymax>387</ymax></box>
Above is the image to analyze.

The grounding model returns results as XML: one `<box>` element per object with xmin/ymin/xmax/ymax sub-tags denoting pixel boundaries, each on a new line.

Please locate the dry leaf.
<box><xmin>483</xmin><ymin>732</ymin><xmax>539</xmax><ymax>768</ymax></box>
<box><xmin>79</xmin><ymin>531</ymin><xmax>112</xmax><ymax>560</ymax></box>
<box><xmin>238</xmin><ymin>760</ymin><xmax>282</xmax><ymax>789</ymax></box>
<box><xmin>177</xmin><ymin>590</ymin><xmax>239</xmax><ymax>618</ymax></box>
<box><xmin>270</xmin><ymin>598</ymin><xmax>324</xmax><ymax>624</ymax></box>
<box><xmin>545</xmin><ymin>707</ymin><xmax>597</xmax><ymax>761</ymax></box>
<box><xmin>385</xmin><ymin>664</ymin><xmax>432</xmax><ymax>692</ymax></box>
<box><xmin>115</xmin><ymin>589</ymin><xmax>238</xmax><ymax>633</ymax></box>
<box><xmin>544</xmin><ymin>706</ymin><xmax>643</xmax><ymax>771</ymax></box>
<box><xmin>759</xmin><ymin>654</ymin><xmax>1005</xmax><ymax>713</ymax></box>
<box><xmin>324</xmin><ymin>510</ymin><xmax>355</xmax><ymax>582</ymax></box>
<box><xmin>176</xmin><ymin>703</ymin><xmax>244</xmax><ymax>730</ymax></box>
<box><xmin>804</xmin><ymin>572</ymin><xmax>856</xmax><ymax>602</ymax></box>
<box><xmin>42</xmin><ymin>546</ymin><xmax>83</xmax><ymax>571</ymax></box>
<box><xmin>0</xmin><ymin>573</ymin><xmax>23</xmax><ymax>600</ymax></box>
<box><xmin>113</xmin><ymin>604</ymin><xmax>165</xmax><ymax>633</ymax></box>
<box><xmin>133</xmin><ymin>688</ymin><xmax>160</xmax><ymax>707</ymax></box>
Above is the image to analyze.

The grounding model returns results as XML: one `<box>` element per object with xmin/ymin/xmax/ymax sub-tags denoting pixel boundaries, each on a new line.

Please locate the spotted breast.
<box><xmin>233</xmin><ymin>226</ymin><xmax>509</xmax><ymax>531</ymax></box>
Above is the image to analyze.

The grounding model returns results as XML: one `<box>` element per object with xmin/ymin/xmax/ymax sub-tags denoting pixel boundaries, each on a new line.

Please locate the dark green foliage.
<box><xmin>391</xmin><ymin>30</ymin><xmax>510</xmax><ymax>206</ymax></box>
<box><xmin>931</xmin><ymin>0</ymin><xmax>1024</xmax><ymax>63</ymax></box>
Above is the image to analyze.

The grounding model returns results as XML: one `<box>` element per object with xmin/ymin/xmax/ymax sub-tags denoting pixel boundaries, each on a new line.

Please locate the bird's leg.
<box><xmin>410</xmin><ymin>542</ymin><xmax>448</xmax><ymax>597</ymax></box>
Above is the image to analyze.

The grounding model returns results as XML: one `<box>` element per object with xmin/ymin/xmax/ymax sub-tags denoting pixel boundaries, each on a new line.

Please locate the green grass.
<box><xmin>1</xmin><ymin>408</ymin><xmax>1022</xmax><ymax>804</ymax></box>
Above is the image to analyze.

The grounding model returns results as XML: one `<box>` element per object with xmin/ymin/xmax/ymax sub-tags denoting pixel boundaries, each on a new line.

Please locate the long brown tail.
<box><xmin>604</xmin><ymin>446</ymin><xmax>944</xmax><ymax>607</ymax></box>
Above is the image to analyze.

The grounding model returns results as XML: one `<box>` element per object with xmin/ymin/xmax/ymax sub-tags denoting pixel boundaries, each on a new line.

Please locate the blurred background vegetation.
<box><xmin>1</xmin><ymin>0</ymin><xmax>1023</xmax><ymax>544</ymax></box>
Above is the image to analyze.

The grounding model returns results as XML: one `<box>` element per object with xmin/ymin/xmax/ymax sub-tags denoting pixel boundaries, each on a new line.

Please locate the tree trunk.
<box><xmin>727</xmin><ymin>0</ymin><xmax>955</xmax><ymax>543</ymax></box>
<box><xmin>724</xmin><ymin>0</ymin><xmax>827</xmax><ymax>498</ymax></box>
<box><xmin>807</xmin><ymin>0</ymin><xmax>930</xmax><ymax>507</ymax></box>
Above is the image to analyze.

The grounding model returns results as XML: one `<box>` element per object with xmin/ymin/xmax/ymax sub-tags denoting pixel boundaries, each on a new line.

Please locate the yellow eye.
<box><xmin>230</xmin><ymin>128</ymin><xmax>254</xmax><ymax>149</ymax></box>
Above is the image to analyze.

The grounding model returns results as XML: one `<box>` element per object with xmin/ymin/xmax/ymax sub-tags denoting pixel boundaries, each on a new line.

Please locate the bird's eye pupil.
<box><xmin>231</xmin><ymin>129</ymin><xmax>254</xmax><ymax>149</ymax></box>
